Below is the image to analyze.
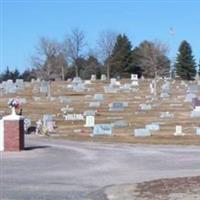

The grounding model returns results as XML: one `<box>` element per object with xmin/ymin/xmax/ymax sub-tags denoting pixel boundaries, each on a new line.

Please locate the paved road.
<box><xmin>1</xmin><ymin>136</ymin><xmax>200</xmax><ymax>200</ymax></box>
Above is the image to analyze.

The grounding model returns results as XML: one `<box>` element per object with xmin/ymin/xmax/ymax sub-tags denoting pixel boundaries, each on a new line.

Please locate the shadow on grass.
<box><xmin>24</xmin><ymin>145</ymin><xmax>50</xmax><ymax>151</ymax></box>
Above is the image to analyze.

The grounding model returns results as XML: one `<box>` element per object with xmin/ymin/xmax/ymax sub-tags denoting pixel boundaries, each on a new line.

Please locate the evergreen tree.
<box><xmin>175</xmin><ymin>40</ymin><xmax>196</xmax><ymax>80</ymax></box>
<box><xmin>199</xmin><ymin>59</ymin><xmax>200</xmax><ymax>75</ymax></box>
<box><xmin>109</xmin><ymin>34</ymin><xmax>133</xmax><ymax>77</ymax></box>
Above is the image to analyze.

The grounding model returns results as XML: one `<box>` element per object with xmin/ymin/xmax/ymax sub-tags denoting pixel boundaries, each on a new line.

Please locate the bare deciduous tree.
<box><xmin>135</xmin><ymin>40</ymin><xmax>170</xmax><ymax>96</ymax></box>
<box><xmin>64</xmin><ymin>28</ymin><xmax>86</xmax><ymax>77</ymax></box>
<box><xmin>97</xmin><ymin>30</ymin><xmax>117</xmax><ymax>79</ymax></box>
<box><xmin>31</xmin><ymin>37</ymin><xmax>67</xmax><ymax>80</ymax></box>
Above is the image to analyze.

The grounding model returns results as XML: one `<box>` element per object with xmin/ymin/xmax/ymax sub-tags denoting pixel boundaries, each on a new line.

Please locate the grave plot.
<box><xmin>0</xmin><ymin>78</ymin><xmax>200</xmax><ymax>138</ymax></box>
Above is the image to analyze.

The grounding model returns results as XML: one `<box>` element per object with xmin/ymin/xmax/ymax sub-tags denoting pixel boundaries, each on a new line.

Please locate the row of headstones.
<box><xmin>0</xmin><ymin>79</ymin><xmax>25</xmax><ymax>93</ymax></box>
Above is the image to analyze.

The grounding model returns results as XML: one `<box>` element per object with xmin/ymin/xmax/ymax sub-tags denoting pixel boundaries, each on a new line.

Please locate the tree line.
<box><xmin>1</xmin><ymin>29</ymin><xmax>200</xmax><ymax>82</ymax></box>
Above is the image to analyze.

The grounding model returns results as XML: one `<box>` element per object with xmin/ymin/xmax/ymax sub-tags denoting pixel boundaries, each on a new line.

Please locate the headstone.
<box><xmin>139</xmin><ymin>104</ymin><xmax>152</xmax><ymax>111</ymax></box>
<box><xmin>89</xmin><ymin>102</ymin><xmax>101</xmax><ymax>108</ymax></box>
<box><xmin>120</xmin><ymin>84</ymin><xmax>131</xmax><ymax>92</ymax></box>
<box><xmin>5</xmin><ymin>80</ymin><xmax>17</xmax><ymax>94</ymax></box>
<box><xmin>40</xmin><ymin>81</ymin><xmax>48</xmax><ymax>93</ymax></box>
<box><xmin>61</xmin><ymin>105</ymin><xmax>74</xmax><ymax>113</ymax></box>
<box><xmin>160</xmin><ymin>112</ymin><xmax>174</xmax><ymax>119</ymax></box>
<box><xmin>174</xmin><ymin>125</ymin><xmax>184</xmax><ymax>136</ymax></box>
<box><xmin>59</xmin><ymin>96</ymin><xmax>71</xmax><ymax>104</ymax></box>
<box><xmin>64</xmin><ymin>114</ymin><xmax>84</xmax><ymax>121</ymax></box>
<box><xmin>85</xmin><ymin>80</ymin><xmax>91</xmax><ymax>85</ymax></box>
<box><xmin>110</xmin><ymin>78</ymin><xmax>117</xmax><ymax>86</ymax></box>
<box><xmin>101</xmin><ymin>74</ymin><xmax>107</xmax><ymax>81</ymax></box>
<box><xmin>84</xmin><ymin>110</ymin><xmax>96</xmax><ymax>116</ymax></box>
<box><xmin>33</xmin><ymin>96</ymin><xmax>41</xmax><ymax>101</ymax></box>
<box><xmin>185</xmin><ymin>93</ymin><xmax>196</xmax><ymax>102</ymax></box>
<box><xmin>134</xmin><ymin>128</ymin><xmax>151</xmax><ymax>137</ymax></box>
<box><xmin>85</xmin><ymin>115</ymin><xmax>95</xmax><ymax>127</ymax></box>
<box><xmin>43</xmin><ymin>114</ymin><xmax>53</xmax><ymax>127</ymax></box>
<box><xmin>104</xmin><ymin>86</ymin><xmax>118</xmax><ymax>93</ymax></box>
<box><xmin>149</xmin><ymin>83</ymin><xmax>154</xmax><ymax>94</ymax></box>
<box><xmin>94</xmin><ymin>94</ymin><xmax>104</xmax><ymax>101</ymax></box>
<box><xmin>112</xmin><ymin>120</ymin><xmax>128</xmax><ymax>128</ymax></box>
<box><xmin>109</xmin><ymin>102</ymin><xmax>124</xmax><ymax>111</ymax></box>
<box><xmin>160</xmin><ymin>92</ymin><xmax>169</xmax><ymax>98</ymax></box>
<box><xmin>145</xmin><ymin>123</ymin><xmax>160</xmax><ymax>131</ymax></box>
<box><xmin>72</xmin><ymin>77</ymin><xmax>82</xmax><ymax>84</ymax></box>
<box><xmin>46</xmin><ymin>121</ymin><xmax>55</xmax><ymax>132</ymax></box>
<box><xmin>16</xmin><ymin>79</ymin><xmax>24</xmax><ymax>90</ymax></box>
<box><xmin>131</xmin><ymin>80</ymin><xmax>139</xmax><ymax>87</ymax></box>
<box><xmin>91</xmin><ymin>74</ymin><xmax>96</xmax><ymax>81</ymax></box>
<box><xmin>93</xmin><ymin>124</ymin><xmax>112</xmax><ymax>135</ymax></box>
<box><xmin>196</xmin><ymin>127</ymin><xmax>200</xmax><ymax>136</ymax></box>
<box><xmin>191</xmin><ymin>106</ymin><xmax>200</xmax><ymax>117</ymax></box>
<box><xmin>131</xmin><ymin>74</ymin><xmax>138</xmax><ymax>81</ymax></box>
<box><xmin>192</xmin><ymin>98</ymin><xmax>200</xmax><ymax>109</ymax></box>
<box><xmin>187</xmin><ymin>84</ymin><xmax>198</xmax><ymax>93</ymax></box>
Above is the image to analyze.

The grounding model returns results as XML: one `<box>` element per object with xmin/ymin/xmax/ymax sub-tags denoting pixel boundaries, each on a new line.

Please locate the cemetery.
<box><xmin>0</xmin><ymin>75</ymin><xmax>200</xmax><ymax>144</ymax></box>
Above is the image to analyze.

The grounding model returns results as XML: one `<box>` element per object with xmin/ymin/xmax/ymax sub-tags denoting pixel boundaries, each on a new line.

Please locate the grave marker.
<box><xmin>93</xmin><ymin>124</ymin><xmax>112</xmax><ymax>135</ymax></box>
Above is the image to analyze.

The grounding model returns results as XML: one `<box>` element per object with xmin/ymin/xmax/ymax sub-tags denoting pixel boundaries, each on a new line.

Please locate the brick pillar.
<box><xmin>3</xmin><ymin>115</ymin><xmax>24</xmax><ymax>151</ymax></box>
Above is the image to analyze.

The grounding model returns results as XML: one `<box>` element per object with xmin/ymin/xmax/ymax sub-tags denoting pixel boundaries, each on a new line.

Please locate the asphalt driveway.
<box><xmin>1</xmin><ymin>135</ymin><xmax>200</xmax><ymax>200</ymax></box>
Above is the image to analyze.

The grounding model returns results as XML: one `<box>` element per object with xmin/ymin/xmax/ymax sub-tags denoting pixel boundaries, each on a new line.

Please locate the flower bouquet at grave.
<box><xmin>7</xmin><ymin>98</ymin><xmax>21</xmax><ymax>115</ymax></box>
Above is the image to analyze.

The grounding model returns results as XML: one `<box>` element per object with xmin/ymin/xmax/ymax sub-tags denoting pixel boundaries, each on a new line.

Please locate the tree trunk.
<box><xmin>75</xmin><ymin>65</ymin><xmax>79</xmax><ymax>77</ymax></box>
<box><xmin>61</xmin><ymin>65</ymin><xmax>65</xmax><ymax>80</ymax></box>
<box><xmin>106</xmin><ymin>63</ymin><xmax>110</xmax><ymax>80</ymax></box>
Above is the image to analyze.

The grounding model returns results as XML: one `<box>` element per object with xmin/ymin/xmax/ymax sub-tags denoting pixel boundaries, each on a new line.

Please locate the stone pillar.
<box><xmin>3</xmin><ymin>114</ymin><xmax>24</xmax><ymax>151</ymax></box>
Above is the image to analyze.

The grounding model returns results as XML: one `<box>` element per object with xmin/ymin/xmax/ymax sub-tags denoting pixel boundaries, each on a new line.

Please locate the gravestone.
<box><xmin>120</xmin><ymin>84</ymin><xmax>131</xmax><ymax>92</ymax></box>
<box><xmin>91</xmin><ymin>74</ymin><xmax>96</xmax><ymax>81</ymax></box>
<box><xmin>185</xmin><ymin>93</ymin><xmax>196</xmax><ymax>102</ymax></box>
<box><xmin>101</xmin><ymin>74</ymin><xmax>107</xmax><ymax>81</ymax></box>
<box><xmin>149</xmin><ymin>83</ymin><xmax>154</xmax><ymax>94</ymax></box>
<box><xmin>33</xmin><ymin>96</ymin><xmax>41</xmax><ymax>101</ymax></box>
<box><xmin>110</xmin><ymin>78</ymin><xmax>117</xmax><ymax>86</ymax></box>
<box><xmin>139</xmin><ymin>104</ymin><xmax>152</xmax><ymax>111</ymax></box>
<box><xmin>196</xmin><ymin>128</ymin><xmax>200</xmax><ymax>136</ymax></box>
<box><xmin>64</xmin><ymin>114</ymin><xmax>84</xmax><ymax>120</ymax></box>
<box><xmin>104</xmin><ymin>86</ymin><xmax>118</xmax><ymax>93</ymax></box>
<box><xmin>187</xmin><ymin>84</ymin><xmax>198</xmax><ymax>93</ymax></box>
<box><xmin>93</xmin><ymin>124</ymin><xmax>112</xmax><ymax>135</ymax></box>
<box><xmin>72</xmin><ymin>83</ymin><xmax>85</xmax><ymax>92</ymax></box>
<box><xmin>134</xmin><ymin>128</ymin><xmax>151</xmax><ymax>137</ymax></box>
<box><xmin>43</xmin><ymin>114</ymin><xmax>53</xmax><ymax>128</ymax></box>
<box><xmin>83</xmin><ymin>110</ymin><xmax>96</xmax><ymax>116</ymax></box>
<box><xmin>84</xmin><ymin>80</ymin><xmax>91</xmax><ymax>85</ymax></box>
<box><xmin>89</xmin><ymin>102</ymin><xmax>101</xmax><ymax>108</ymax></box>
<box><xmin>191</xmin><ymin>106</ymin><xmax>200</xmax><ymax>117</ymax></box>
<box><xmin>85</xmin><ymin>115</ymin><xmax>95</xmax><ymax>127</ymax></box>
<box><xmin>5</xmin><ymin>80</ymin><xmax>17</xmax><ymax>94</ymax></box>
<box><xmin>160</xmin><ymin>82</ymin><xmax>170</xmax><ymax>98</ymax></box>
<box><xmin>192</xmin><ymin>98</ymin><xmax>200</xmax><ymax>109</ymax></box>
<box><xmin>59</xmin><ymin>96</ymin><xmax>71</xmax><ymax>104</ymax></box>
<box><xmin>112</xmin><ymin>120</ymin><xmax>128</xmax><ymax>128</ymax></box>
<box><xmin>109</xmin><ymin>102</ymin><xmax>124</xmax><ymax>111</ymax></box>
<box><xmin>16</xmin><ymin>79</ymin><xmax>24</xmax><ymax>90</ymax></box>
<box><xmin>174</xmin><ymin>125</ymin><xmax>184</xmax><ymax>136</ymax></box>
<box><xmin>94</xmin><ymin>94</ymin><xmax>104</xmax><ymax>101</ymax></box>
<box><xmin>40</xmin><ymin>81</ymin><xmax>48</xmax><ymax>93</ymax></box>
<box><xmin>145</xmin><ymin>123</ymin><xmax>160</xmax><ymax>131</ymax></box>
<box><xmin>72</xmin><ymin>77</ymin><xmax>82</xmax><ymax>84</ymax></box>
<box><xmin>160</xmin><ymin>112</ymin><xmax>174</xmax><ymax>119</ymax></box>
<box><xmin>131</xmin><ymin>80</ymin><xmax>139</xmax><ymax>87</ymax></box>
<box><xmin>61</xmin><ymin>105</ymin><xmax>74</xmax><ymax>114</ymax></box>
<box><xmin>131</xmin><ymin>74</ymin><xmax>138</xmax><ymax>81</ymax></box>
